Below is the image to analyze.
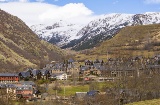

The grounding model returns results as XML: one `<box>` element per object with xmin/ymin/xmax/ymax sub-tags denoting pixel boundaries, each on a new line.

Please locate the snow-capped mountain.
<box><xmin>31</xmin><ymin>20</ymin><xmax>85</xmax><ymax>46</ymax></box>
<box><xmin>31</xmin><ymin>12</ymin><xmax>160</xmax><ymax>50</ymax></box>
<box><xmin>67</xmin><ymin>12</ymin><xmax>160</xmax><ymax>50</ymax></box>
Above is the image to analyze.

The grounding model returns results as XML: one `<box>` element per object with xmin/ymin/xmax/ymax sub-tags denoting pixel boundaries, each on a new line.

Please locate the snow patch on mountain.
<box><xmin>71</xmin><ymin>12</ymin><xmax>160</xmax><ymax>50</ymax></box>
<box><xmin>31</xmin><ymin>20</ymin><xmax>85</xmax><ymax>46</ymax></box>
<box><xmin>31</xmin><ymin>12</ymin><xmax>160</xmax><ymax>50</ymax></box>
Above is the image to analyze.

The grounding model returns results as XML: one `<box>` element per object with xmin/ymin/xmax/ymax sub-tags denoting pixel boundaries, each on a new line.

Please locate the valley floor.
<box><xmin>126</xmin><ymin>99</ymin><xmax>160</xmax><ymax>105</ymax></box>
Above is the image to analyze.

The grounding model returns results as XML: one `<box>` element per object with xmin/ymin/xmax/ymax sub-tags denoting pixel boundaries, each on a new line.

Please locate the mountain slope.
<box><xmin>31</xmin><ymin>12</ymin><xmax>160</xmax><ymax>51</ymax></box>
<box><xmin>93</xmin><ymin>24</ymin><xmax>160</xmax><ymax>57</ymax></box>
<box><xmin>31</xmin><ymin>21</ymin><xmax>85</xmax><ymax>47</ymax></box>
<box><xmin>0</xmin><ymin>9</ymin><xmax>64</xmax><ymax>72</ymax></box>
<box><xmin>65</xmin><ymin>12</ymin><xmax>160</xmax><ymax>50</ymax></box>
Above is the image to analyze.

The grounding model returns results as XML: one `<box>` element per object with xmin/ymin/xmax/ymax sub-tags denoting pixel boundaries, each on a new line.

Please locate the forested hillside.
<box><xmin>0</xmin><ymin>9</ymin><xmax>65</xmax><ymax>72</ymax></box>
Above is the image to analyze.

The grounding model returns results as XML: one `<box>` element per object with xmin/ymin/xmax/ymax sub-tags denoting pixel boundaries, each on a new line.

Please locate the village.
<box><xmin>0</xmin><ymin>54</ymin><xmax>160</xmax><ymax>104</ymax></box>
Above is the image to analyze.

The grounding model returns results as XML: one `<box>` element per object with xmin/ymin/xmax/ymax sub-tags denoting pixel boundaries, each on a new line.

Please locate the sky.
<box><xmin>0</xmin><ymin>0</ymin><xmax>160</xmax><ymax>26</ymax></box>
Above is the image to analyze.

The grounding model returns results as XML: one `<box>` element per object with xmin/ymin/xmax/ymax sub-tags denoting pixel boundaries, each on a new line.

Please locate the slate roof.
<box><xmin>40</xmin><ymin>69</ymin><xmax>50</xmax><ymax>76</ymax></box>
<box><xmin>53</xmin><ymin>63</ymin><xmax>63</xmax><ymax>69</ymax></box>
<box><xmin>25</xmin><ymin>68</ymin><xmax>33</xmax><ymax>71</ymax></box>
<box><xmin>86</xmin><ymin>90</ymin><xmax>99</xmax><ymax>96</ymax></box>
<box><xmin>68</xmin><ymin>58</ymin><xmax>74</xmax><ymax>63</ymax></box>
<box><xmin>68</xmin><ymin>64</ymin><xmax>74</xmax><ymax>69</ymax></box>
<box><xmin>0</xmin><ymin>83</ymin><xmax>16</xmax><ymax>88</ymax></box>
<box><xmin>85</xmin><ymin>60</ymin><xmax>93</xmax><ymax>64</ymax></box>
<box><xmin>33</xmin><ymin>90</ymin><xmax>41</xmax><ymax>95</ymax></box>
<box><xmin>19</xmin><ymin>71</ymin><xmax>31</xmax><ymax>78</ymax></box>
<box><xmin>32</xmin><ymin>69</ymin><xmax>40</xmax><ymax>76</ymax></box>
<box><xmin>0</xmin><ymin>84</ymin><xmax>6</xmax><ymax>88</ymax></box>
<box><xmin>147</xmin><ymin>65</ymin><xmax>160</xmax><ymax>69</ymax></box>
<box><xmin>16</xmin><ymin>85</ymin><xmax>33</xmax><ymax>91</ymax></box>
<box><xmin>52</xmin><ymin>63</ymin><xmax>68</xmax><ymax>71</ymax></box>
<box><xmin>50</xmin><ymin>74</ymin><xmax>56</xmax><ymax>79</ymax></box>
<box><xmin>0</xmin><ymin>81</ymin><xmax>36</xmax><ymax>89</ymax></box>
<box><xmin>19</xmin><ymin>81</ymin><xmax>35</xmax><ymax>86</ymax></box>
<box><xmin>80</xmin><ymin>66</ymin><xmax>89</xmax><ymax>71</ymax></box>
<box><xmin>94</xmin><ymin>65</ymin><xmax>106</xmax><ymax>70</ymax></box>
<box><xmin>5</xmin><ymin>84</ymin><xmax>16</xmax><ymax>88</ymax></box>
<box><xmin>94</xmin><ymin>59</ymin><xmax>100</xmax><ymax>63</ymax></box>
<box><xmin>0</xmin><ymin>73</ymin><xmax>18</xmax><ymax>77</ymax></box>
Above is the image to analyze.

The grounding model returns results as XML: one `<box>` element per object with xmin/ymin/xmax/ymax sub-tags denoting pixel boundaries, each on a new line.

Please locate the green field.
<box><xmin>48</xmin><ymin>85</ymin><xmax>89</xmax><ymax>96</ymax></box>
<box><xmin>60</xmin><ymin>85</ymin><xmax>89</xmax><ymax>96</ymax></box>
<box><xmin>48</xmin><ymin>82</ymin><xmax>113</xmax><ymax>96</ymax></box>
<box><xmin>126</xmin><ymin>99</ymin><xmax>160</xmax><ymax>105</ymax></box>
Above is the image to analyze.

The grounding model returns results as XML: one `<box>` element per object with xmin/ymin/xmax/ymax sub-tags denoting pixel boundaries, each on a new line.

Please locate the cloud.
<box><xmin>19</xmin><ymin>0</ymin><xmax>28</xmax><ymax>2</ymax></box>
<box><xmin>144</xmin><ymin>0</ymin><xmax>160</xmax><ymax>4</ymax></box>
<box><xmin>113</xmin><ymin>0</ymin><xmax>119</xmax><ymax>4</ymax></box>
<box><xmin>0</xmin><ymin>2</ymin><xmax>95</xmax><ymax>26</ymax></box>
<box><xmin>39</xmin><ymin>3</ymin><xmax>93</xmax><ymax>20</ymax></box>
<box><xmin>0</xmin><ymin>0</ymin><xmax>29</xmax><ymax>2</ymax></box>
<box><xmin>36</xmin><ymin>0</ymin><xmax>44</xmax><ymax>2</ymax></box>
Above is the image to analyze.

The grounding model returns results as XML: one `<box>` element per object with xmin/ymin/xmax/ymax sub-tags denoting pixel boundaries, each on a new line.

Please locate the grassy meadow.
<box><xmin>126</xmin><ymin>99</ymin><xmax>160</xmax><ymax>105</ymax></box>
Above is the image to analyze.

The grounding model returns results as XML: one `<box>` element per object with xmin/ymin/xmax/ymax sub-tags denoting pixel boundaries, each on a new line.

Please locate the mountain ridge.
<box><xmin>31</xmin><ymin>12</ymin><xmax>160</xmax><ymax>51</ymax></box>
<box><xmin>71</xmin><ymin>12</ymin><xmax>160</xmax><ymax>50</ymax></box>
<box><xmin>74</xmin><ymin>24</ymin><xmax>160</xmax><ymax>62</ymax></box>
<box><xmin>30</xmin><ymin>20</ymin><xmax>85</xmax><ymax>47</ymax></box>
<box><xmin>94</xmin><ymin>24</ymin><xmax>160</xmax><ymax>57</ymax></box>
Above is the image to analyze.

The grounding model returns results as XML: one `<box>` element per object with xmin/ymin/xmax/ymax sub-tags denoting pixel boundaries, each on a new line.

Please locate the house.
<box><xmin>68</xmin><ymin>58</ymin><xmax>74</xmax><ymax>64</ymax></box>
<box><xmin>80</xmin><ymin>59</ymin><xmax>106</xmax><ymax>76</ymax></box>
<box><xmin>153</xmin><ymin>55</ymin><xmax>160</xmax><ymax>65</ymax></box>
<box><xmin>86</xmin><ymin>90</ymin><xmax>100</xmax><ymax>97</ymax></box>
<box><xmin>6</xmin><ymin>84</ymin><xmax>17</xmax><ymax>100</ymax></box>
<box><xmin>110</xmin><ymin>68</ymin><xmax>135</xmax><ymax>77</ymax></box>
<box><xmin>41</xmin><ymin>93</ymin><xmax>48</xmax><ymax>100</ymax></box>
<box><xmin>79</xmin><ymin>65</ymin><xmax>90</xmax><ymax>75</ymax></box>
<box><xmin>98</xmin><ymin>77</ymin><xmax>115</xmax><ymax>82</ymax></box>
<box><xmin>146</xmin><ymin>65</ymin><xmax>160</xmax><ymax>75</ymax></box>
<box><xmin>93</xmin><ymin>64</ymin><xmax>106</xmax><ymax>75</ymax></box>
<box><xmin>50</xmin><ymin>59</ymin><xmax>76</xmax><ymax>75</ymax></box>
<box><xmin>85</xmin><ymin>60</ymin><xmax>93</xmax><ymax>65</ymax></box>
<box><xmin>75</xmin><ymin>92</ymin><xmax>87</xmax><ymax>100</ymax></box>
<box><xmin>31</xmin><ymin>69</ymin><xmax>41</xmax><ymax>80</ymax></box>
<box><xmin>67</xmin><ymin>63</ymin><xmax>75</xmax><ymax>75</ymax></box>
<box><xmin>19</xmin><ymin>70</ymin><xmax>32</xmax><ymax>80</ymax></box>
<box><xmin>84</xmin><ymin>75</ymin><xmax>98</xmax><ymax>81</ymax></box>
<box><xmin>16</xmin><ymin>85</ymin><xmax>34</xmax><ymax>100</ymax></box>
<box><xmin>33</xmin><ymin>90</ymin><xmax>41</xmax><ymax>98</ymax></box>
<box><xmin>0</xmin><ymin>73</ymin><xmax>19</xmax><ymax>83</ymax></box>
<box><xmin>0</xmin><ymin>83</ymin><xmax>17</xmax><ymax>98</ymax></box>
<box><xmin>45</xmin><ymin>64</ymin><xmax>54</xmax><ymax>69</ymax></box>
<box><xmin>49</xmin><ymin>60</ymin><xmax>71</xmax><ymax>73</ymax></box>
<box><xmin>53</xmin><ymin>73</ymin><xmax>67</xmax><ymax>80</ymax></box>
<box><xmin>18</xmin><ymin>81</ymin><xmax>36</xmax><ymax>88</ymax></box>
<box><xmin>51</xmin><ymin>63</ymin><xmax>65</xmax><ymax>74</ymax></box>
<box><xmin>5</xmin><ymin>81</ymin><xmax>36</xmax><ymax>100</ymax></box>
<box><xmin>40</xmin><ymin>69</ymin><xmax>50</xmax><ymax>79</ymax></box>
<box><xmin>0</xmin><ymin>83</ymin><xmax>6</xmax><ymax>89</ymax></box>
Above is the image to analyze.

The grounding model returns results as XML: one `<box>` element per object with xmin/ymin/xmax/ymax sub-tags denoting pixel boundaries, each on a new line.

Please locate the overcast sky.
<box><xmin>0</xmin><ymin>0</ymin><xmax>160</xmax><ymax>26</ymax></box>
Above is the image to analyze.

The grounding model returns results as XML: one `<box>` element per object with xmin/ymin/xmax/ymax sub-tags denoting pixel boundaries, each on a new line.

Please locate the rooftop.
<box><xmin>0</xmin><ymin>73</ymin><xmax>18</xmax><ymax>77</ymax></box>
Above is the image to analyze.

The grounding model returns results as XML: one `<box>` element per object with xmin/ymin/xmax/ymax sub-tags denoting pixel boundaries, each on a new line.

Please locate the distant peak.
<box><xmin>145</xmin><ymin>12</ymin><xmax>160</xmax><ymax>14</ymax></box>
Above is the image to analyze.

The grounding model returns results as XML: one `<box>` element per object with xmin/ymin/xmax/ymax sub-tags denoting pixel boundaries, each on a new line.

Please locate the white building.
<box><xmin>55</xmin><ymin>73</ymin><xmax>67</xmax><ymax>80</ymax></box>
